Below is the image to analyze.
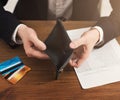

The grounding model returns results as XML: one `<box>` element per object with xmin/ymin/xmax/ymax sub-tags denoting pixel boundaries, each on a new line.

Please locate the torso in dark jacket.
<box><xmin>13</xmin><ymin>0</ymin><xmax>100</xmax><ymax>20</ymax></box>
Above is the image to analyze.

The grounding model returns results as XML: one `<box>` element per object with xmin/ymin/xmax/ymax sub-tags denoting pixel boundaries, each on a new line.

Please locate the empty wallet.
<box><xmin>44</xmin><ymin>19</ymin><xmax>73</xmax><ymax>79</ymax></box>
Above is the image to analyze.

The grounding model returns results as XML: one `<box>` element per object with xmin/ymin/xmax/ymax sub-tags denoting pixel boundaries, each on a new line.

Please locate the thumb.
<box><xmin>70</xmin><ymin>37</ymin><xmax>86</xmax><ymax>49</ymax></box>
<box><xmin>32</xmin><ymin>37</ymin><xmax>46</xmax><ymax>51</ymax></box>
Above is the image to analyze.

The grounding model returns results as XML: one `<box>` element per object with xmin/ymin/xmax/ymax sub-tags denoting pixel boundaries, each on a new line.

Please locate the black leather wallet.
<box><xmin>44</xmin><ymin>19</ymin><xmax>73</xmax><ymax>79</ymax></box>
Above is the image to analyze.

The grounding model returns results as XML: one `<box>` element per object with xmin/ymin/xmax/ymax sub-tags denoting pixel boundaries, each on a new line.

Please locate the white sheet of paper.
<box><xmin>67</xmin><ymin>28</ymin><xmax>120</xmax><ymax>89</ymax></box>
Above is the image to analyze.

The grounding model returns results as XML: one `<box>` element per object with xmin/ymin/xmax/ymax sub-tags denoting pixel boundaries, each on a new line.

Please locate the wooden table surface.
<box><xmin>0</xmin><ymin>21</ymin><xmax>120</xmax><ymax>100</ymax></box>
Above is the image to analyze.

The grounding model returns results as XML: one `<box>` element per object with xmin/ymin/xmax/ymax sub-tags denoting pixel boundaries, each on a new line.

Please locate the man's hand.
<box><xmin>69</xmin><ymin>28</ymin><xmax>100</xmax><ymax>67</ymax></box>
<box><xmin>17</xmin><ymin>25</ymin><xmax>49</xmax><ymax>59</ymax></box>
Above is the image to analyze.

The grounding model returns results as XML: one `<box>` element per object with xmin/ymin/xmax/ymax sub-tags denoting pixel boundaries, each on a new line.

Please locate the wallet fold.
<box><xmin>44</xmin><ymin>19</ymin><xmax>73</xmax><ymax>79</ymax></box>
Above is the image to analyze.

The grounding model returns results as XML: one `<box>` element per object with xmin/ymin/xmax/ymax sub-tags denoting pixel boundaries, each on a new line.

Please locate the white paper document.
<box><xmin>67</xmin><ymin>28</ymin><xmax>120</xmax><ymax>89</ymax></box>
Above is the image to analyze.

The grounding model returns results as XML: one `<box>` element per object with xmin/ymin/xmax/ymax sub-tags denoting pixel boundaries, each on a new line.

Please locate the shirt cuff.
<box><xmin>93</xmin><ymin>26</ymin><xmax>104</xmax><ymax>46</ymax></box>
<box><xmin>12</xmin><ymin>24</ymin><xmax>25</xmax><ymax>44</ymax></box>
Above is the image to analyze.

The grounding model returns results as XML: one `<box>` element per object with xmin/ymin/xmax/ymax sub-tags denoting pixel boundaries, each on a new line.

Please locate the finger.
<box><xmin>76</xmin><ymin>51</ymin><xmax>90</xmax><ymax>67</ymax></box>
<box><xmin>69</xmin><ymin>59</ymin><xmax>78</xmax><ymax>67</ymax></box>
<box><xmin>70</xmin><ymin>47</ymin><xmax>90</xmax><ymax>67</ymax></box>
<box><xmin>32</xmin><ymin>37</ymin><xmax>46</xmax><ymax>51</ymax></box>
<box><xmin>27</xmin><ymin>47</ymin><xmax>49</xmax><ymax>59</ymax></box>
<box><xmin>70</xmin><ymin>56</ymin><xmax>86</xmax><ymax>67</ymax></box>
<box><xmin>70</xmin><ymin>36</ymin><xmax>86</xmax><ymax>49</ymax></box>
<box><xmin>30</xmin><ymin>50</ymin><xmax>49</xmax><ymax>59</ymax></box>
<box><xmin>69</xmin><ymin>47</ymin><xmax>84</xmax><ymax>67</ymax></box>
<box><xmin>23</xmin><ymin>41</ymin><xmax>48</xmax><ymax>59</ymax></box>
<box><xmin>23</xmin><ymin>40</ymin><xmax>32</xmax><ymax>52</ymax></box>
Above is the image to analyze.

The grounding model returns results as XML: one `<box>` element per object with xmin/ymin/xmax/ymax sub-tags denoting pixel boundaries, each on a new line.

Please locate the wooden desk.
<box><xmin>0</xmin><ymin>21</ymin><xmax>120</xmax><ymax>100</ymax></box>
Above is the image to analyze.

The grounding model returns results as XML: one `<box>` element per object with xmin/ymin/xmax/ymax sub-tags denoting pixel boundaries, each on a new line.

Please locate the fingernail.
<box><xmin>43</xmin><ymin>45</ymin><xmax>47</xmax><ymax>50</ymax></box>
<box><xmin>73</xmin><ymin>65</ymin><xmax>78</xmax><ymax>68</ymax></box>
<box><xmin>41</xmin><ymin>44</ymin><xmax>46</xmax><ymax>50</ymax></box>
<box><xmin>70</xmin><ymin>42</ymin><xmax>76</xmax><ymax>48</ymax></box>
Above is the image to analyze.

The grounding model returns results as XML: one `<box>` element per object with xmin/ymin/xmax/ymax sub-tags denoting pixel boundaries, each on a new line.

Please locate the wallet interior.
<box><xmin>44</xmin><ymin>19</ymin><xmax>73</xmax><ymax>79</ymax></box>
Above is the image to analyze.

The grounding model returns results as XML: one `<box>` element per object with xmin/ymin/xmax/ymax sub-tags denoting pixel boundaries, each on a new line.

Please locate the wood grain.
<box><xmin>0</xmin><ymin>21</ymin><xmax>120</xmax><ymax>100</ymax></box>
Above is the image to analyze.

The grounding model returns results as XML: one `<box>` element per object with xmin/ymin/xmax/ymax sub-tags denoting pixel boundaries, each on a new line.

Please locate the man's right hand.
<box><xmin>17</xmin><ymin>25</ymin><xmax>49</xmax><ymax>59</ymax></box>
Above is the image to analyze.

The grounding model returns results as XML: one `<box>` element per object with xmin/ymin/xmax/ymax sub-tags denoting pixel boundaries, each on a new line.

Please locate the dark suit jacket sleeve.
<box><xmin>0</xmin><ymin>0</ymin><xmax>21</xmax><ymax>48</ymax></box>
<box><xmin>95</xmin><ymin>0</ymin><xmax>120</xmax><ymax>47</ymax></box>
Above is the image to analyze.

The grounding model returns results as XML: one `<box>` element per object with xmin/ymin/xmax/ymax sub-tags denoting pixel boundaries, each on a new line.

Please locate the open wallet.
<box><xmin>44</xmin><ymin>19</ymin><xmax>73</xmax><ymax>79</ymax></box>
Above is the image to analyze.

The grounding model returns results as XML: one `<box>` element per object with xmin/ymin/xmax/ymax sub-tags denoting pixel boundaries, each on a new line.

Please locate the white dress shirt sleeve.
<box><xmin>12</xmin><ymin>24</ymin><xmax>25</xmax><ymax>44</ymax></box>
<box><xmin>93</xmin><ymin>26</ymin><xmax>104</xmax><ymax>46</ymax></box>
